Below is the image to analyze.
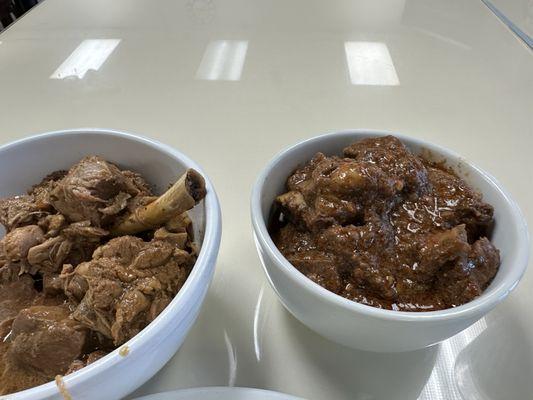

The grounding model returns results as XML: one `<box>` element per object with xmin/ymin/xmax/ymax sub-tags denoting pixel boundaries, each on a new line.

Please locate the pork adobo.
<box><xmin>272</xmin><ymin>136</ymin><xmax>500</xmax><ymax>312</ymax></box>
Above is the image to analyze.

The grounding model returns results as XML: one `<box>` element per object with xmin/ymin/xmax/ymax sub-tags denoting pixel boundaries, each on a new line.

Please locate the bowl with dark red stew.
<box><xmin>0</xmin><ymin>129</ymin><xmax>221</xmax><ymax>399</ymax></box>
<box><xmin>251</xmin><ymin>130</ymin><xmax>529</xmax><ymax>352</ymax></box>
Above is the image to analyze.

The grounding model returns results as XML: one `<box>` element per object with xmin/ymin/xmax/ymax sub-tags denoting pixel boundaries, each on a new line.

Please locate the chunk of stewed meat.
<box><xmin>63</xmin><ymin>236</ymin><xmax>194</xmax><ymax>345</ymax></box>
<box><xmin>50</xmin><ymin>156</ymin><xmax>151</xmax><ymax>226</ymax></box>
<box><xmin>7</xmin><ymin>306</ymin><xmax>87</xmax><ymax>377</ymax></box>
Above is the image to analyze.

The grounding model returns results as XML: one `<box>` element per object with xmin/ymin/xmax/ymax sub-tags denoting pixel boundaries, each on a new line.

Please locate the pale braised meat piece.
<box><xmin>66</xmin><ymin>350</ymin><xmax>107</xmax><ymax>374</ymax></box>
<box><xmin>0</xmin><ymin>195</ymin><xmax>49</xmax><ymax>232</ymax></box>
<box><xmin>0</xmin><ymin>276</ymin><xmax>38</xmax><ymax>330</ymax></box>
<box><xmin>273</xmin><ymin>136</ymin><xmax>500</xmax><ymax>311</ymax></box>
<box><xmin>7</xmin><ymin>306</ymin><xmax>87</xmax><ymax>377</ymax></box>
<box><xmin>0</xmin><ymin>156</ymin><xmax>205</xmax><ymax>395</ymax></box>
<box><xmin>0</xmin><ymin>277</ymin><xmax>74</xmax><ymax>394</ymax></box>
<box><xmin>0</xmin><ymin>171</ymin><xmax>66</xmax><ymax>232</ymax></box>
<box><xmin>62</xmin><ymin>235</ymin><xmax>193</xmax><ymax>345</ymax></box>
<box><xmin>0</xmin><ymin>218</ymin><xmax>107</xmax><ymax>278</ymax></box>
<box><xmin>1</xmin><ymin>225</ymin><xmax>45</xmax><ymax>274</ymax></box>
<box><xmin>50</xmin><ymin>156</ymin><xmax>152</xmax><ymax>227</ymax></box>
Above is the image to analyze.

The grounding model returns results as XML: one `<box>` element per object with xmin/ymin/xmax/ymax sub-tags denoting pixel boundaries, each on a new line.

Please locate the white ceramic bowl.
<box><xmin>251</xmin><ymin>130</ymin><xmax>529</xmax><ymax>353</ymax></box>
<box><xmin>0</xmin><ymin>129</ymin><xmax>222</xmax><ymax>399</ymax></box>
<box><xmin>134</xmin><ymin>387</ymin><xmax>305</xmax><ymax>400</ymax></box>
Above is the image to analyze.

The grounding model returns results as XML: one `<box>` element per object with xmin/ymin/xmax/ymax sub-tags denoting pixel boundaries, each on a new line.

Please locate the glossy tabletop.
<box><xmin>0</xmin><ymin>1</ymin><xmax>532</xmax><ymax>399</ymax></box>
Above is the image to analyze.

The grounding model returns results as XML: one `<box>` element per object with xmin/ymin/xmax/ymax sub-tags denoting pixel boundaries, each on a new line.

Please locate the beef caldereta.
<box><xmin>272</xmin><ymin>136</ymin><xmax>500</xmax><ymax>312</ymax></box>
<box><xmin>0</xmin><ymin>156</ymin><xmax>205</xmax><ymax>394</ymax></box>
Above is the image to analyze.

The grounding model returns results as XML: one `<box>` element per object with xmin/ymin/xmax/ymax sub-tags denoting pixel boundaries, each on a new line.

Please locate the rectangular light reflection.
<box><xmin>196</xmin><ymin>40</ymin><xmax>248</xmax><ymax>81</ymax></box>
<box><xmin>50</xmin><ymin>39</ymin><xmax>121</xmax><ymax>79</ymax></box>
<box><xmin>344</xmin><ymin>41</ymin><xmax>399</xmax><ymax>86</ymax></box>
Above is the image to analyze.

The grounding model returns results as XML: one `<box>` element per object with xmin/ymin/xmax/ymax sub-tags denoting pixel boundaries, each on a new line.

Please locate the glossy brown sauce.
<box><xmin>271</xmin><ymin>136</ymin><xmax>500</xmax><ymax>311</ymax></box>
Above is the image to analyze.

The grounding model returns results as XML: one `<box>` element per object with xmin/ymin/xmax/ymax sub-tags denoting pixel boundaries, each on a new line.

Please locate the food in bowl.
<box><xmin>271</xmin><ymin>135</ymin><xmax>500</xmax><ymax>312</ymax></box>
<box><xmin>0</xmin><ymin>155</ymin><xmax>206</xmax><ymax>395</ymax></box>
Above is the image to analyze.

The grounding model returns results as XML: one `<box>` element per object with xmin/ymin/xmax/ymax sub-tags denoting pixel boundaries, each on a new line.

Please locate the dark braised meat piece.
<box><xmin>278</xmin><ymin>154</ymin><xmax>401</xmax><ymax>231</ymax></box>
<box><xmin>434</xmin><ymin>237</ymin><xmax>500</xmax><ymax>307</ymax></box>
<box><xmin>343</xmin><ymin>135</ymin><xmax>429</xmax><ymax>195</ymax></box>
<box><xmin>273</xmin><ymin>224</ymin><xmax>342</xmax><ymax>293</ymax></box>
<box><xmin>423</xmin><ymin>165</ymin><xmax>494</xmax><ymax>240</ymax></box>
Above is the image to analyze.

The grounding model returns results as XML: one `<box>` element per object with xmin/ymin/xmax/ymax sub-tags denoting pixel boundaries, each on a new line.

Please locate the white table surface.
<box><xmin>0</xmin><ymin>1</ymin><xmax>532</xmax><ymax>399</ymax></box>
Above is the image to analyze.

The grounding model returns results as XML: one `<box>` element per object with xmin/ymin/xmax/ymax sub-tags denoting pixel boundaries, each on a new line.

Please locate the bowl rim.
<box><xmin>133</xmin><ymin>386</ymin><xmax>305</xmax><ymax>400</ymax></box>
<box><xmin>251</xmin><ymin>129</ymin><xmax>530</xmax><ymax>323</ymax></box>
<box><xmin>0</xmin><ymin>128</ymin><xmax>222</xmax><ymax>398</ymax></box>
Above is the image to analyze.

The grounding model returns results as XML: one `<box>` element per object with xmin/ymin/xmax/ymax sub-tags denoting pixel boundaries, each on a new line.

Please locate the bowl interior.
<box><xmin>0</xmin><ymin>131</ymin><xmax>206</xmax><ymax>244</ymax></box>
<box><xmin>257</xmin><ymin>131</ymin><xmax>528</xmax><ymax>312</ymax></box>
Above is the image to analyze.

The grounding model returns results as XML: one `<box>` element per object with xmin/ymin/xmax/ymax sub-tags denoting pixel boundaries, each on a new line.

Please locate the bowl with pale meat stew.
<box><xmin>0</xmin><ymin>129</ymin><xmax>221</xmax><ymax>399</ymax></box>
<box><xmin>251</xmin><ymin>130</ymin><xmax>528</xmax><ymax>352</ymax></box>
